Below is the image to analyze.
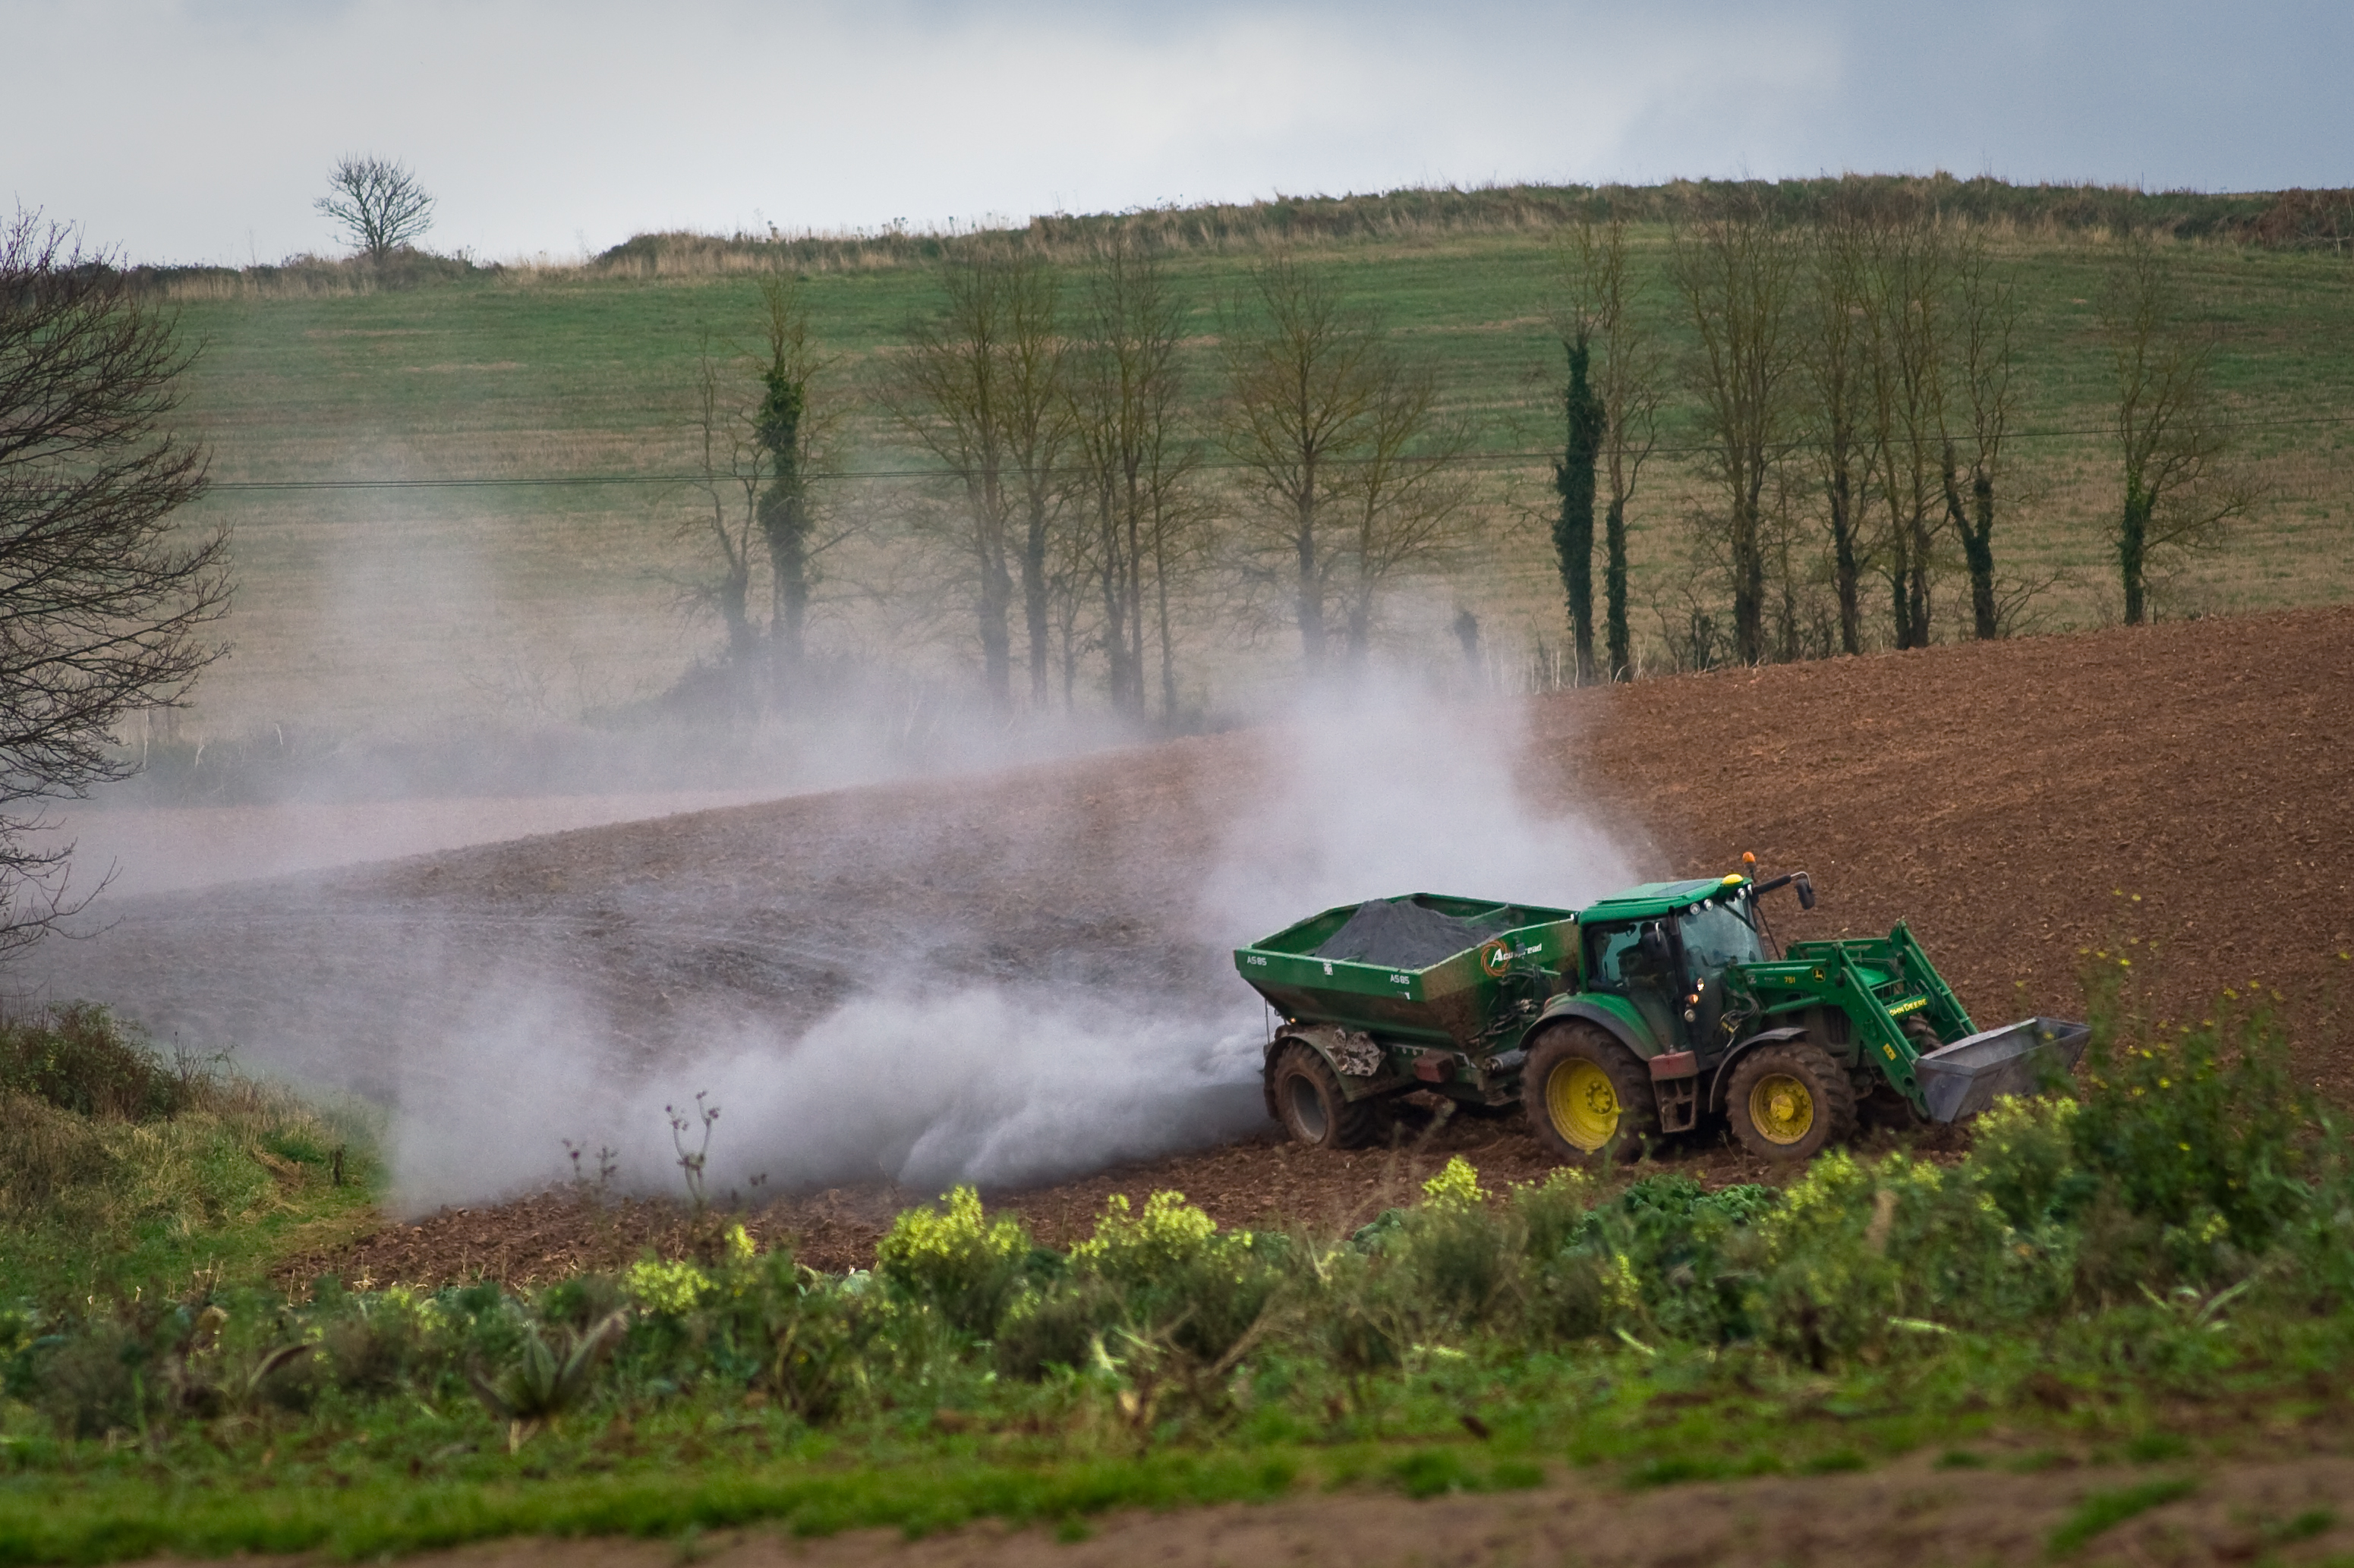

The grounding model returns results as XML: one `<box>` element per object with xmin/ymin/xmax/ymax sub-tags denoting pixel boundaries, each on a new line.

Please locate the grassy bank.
<box><xmin>0</xmin><ymin>1006</ymin><xmax>376</xmax><ymax>1305</ymax></box>
<box><xmin>6</xmin><ymin>979</ymin><xmax>2353</xmax><ymax>1562</ymax></box>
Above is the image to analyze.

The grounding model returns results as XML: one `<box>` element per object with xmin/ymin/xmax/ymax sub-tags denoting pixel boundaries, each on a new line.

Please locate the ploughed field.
<box><xmin>45</xmin><ymin>607</ymin><xmax>2354</xmax><ymax>1286</ymax></box>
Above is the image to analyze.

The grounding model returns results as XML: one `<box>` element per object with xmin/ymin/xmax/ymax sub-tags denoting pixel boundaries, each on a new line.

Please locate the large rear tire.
<box><xmin>1269</xmin><ymin>1043</ymin><xmax>1382</xmax><ymax>1150</ymax></box>
<box><xmin>1524</xmin><ymin>1024</ymin><xmax>1657</xmax><ymax>1165</ymax></box>
<box><xmin>1726</xmin><ymin>1041</ymin><xmax>1858</xmax><ymax>1161</ymax></box>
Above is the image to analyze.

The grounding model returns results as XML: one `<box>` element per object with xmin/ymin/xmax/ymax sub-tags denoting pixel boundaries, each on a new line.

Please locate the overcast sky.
<box><xmin>7</xmin><ymin>0</ymin><xmax>2349</xmax><ymax>265</ymax></box>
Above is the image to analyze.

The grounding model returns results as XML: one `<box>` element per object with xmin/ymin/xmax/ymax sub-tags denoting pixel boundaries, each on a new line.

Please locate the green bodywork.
<box><xmin>1235</xmin><ymin>877</ymin><xmax>1983</xmax><ymax>1118</ymax></box>
<box><xmin>1239</xmin><ymin>894</ymin><xmax>1577</xmax><ymax>1050</ymax></box>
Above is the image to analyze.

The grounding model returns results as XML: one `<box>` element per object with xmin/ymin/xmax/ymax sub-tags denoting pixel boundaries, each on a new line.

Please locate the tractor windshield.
<box><xmin>1679</xmin><ymin>896</ymin><xmax>1765</xmax><ymax>976</ymax></box>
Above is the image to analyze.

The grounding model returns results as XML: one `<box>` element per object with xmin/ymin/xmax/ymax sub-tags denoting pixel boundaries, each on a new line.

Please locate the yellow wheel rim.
<box><xmin>1748</xmin><ymin>1072</ymin><xmax>1815</xmax><ymax>1146</ymax></box>
<box><xmin>1547</xmin><ymin>1059</ymin><xmax>1621</xmax><ymax>1152</ymax></box>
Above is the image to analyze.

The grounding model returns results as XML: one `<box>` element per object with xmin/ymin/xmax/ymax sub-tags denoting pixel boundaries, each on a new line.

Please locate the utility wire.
<box><xmin>199</xmin><ymin>410</ymin><xmax>2354</xmax><ymax>494</ymax></box>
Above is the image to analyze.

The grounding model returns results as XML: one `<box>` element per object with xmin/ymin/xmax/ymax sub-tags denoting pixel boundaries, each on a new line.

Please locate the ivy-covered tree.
<box><xmin>1551</xmin><ymin>335</ymin><xmax>1607</xmax><ymax>684</ymax></box>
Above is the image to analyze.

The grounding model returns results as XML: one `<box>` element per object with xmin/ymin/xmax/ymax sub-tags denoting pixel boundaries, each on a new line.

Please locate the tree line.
<box><xmin>1551</xmin><ymin>189</ymin><xmax>2253</xmax><ymax>681</ymax></box>
<box><xmin>687</xmin><ymin>241</ymin><xmax>1481</xmax><ymax>719</ymax></box>
<box><xmin>683</xmin><ymin>190</ymin><xmax>2255</xmax><ymax>720</ymax></box>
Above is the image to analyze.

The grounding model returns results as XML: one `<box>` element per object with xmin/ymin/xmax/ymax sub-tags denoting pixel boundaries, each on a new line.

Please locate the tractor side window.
<box><xmin>1593</xmin><ymin>923</ymin><xmax>1676</xmax><ymax>988</ymax></box>
<box><xmin>1590</xmin><ymin>926</ymin><xmax>1642</xmax><ymax>987</ymax></box>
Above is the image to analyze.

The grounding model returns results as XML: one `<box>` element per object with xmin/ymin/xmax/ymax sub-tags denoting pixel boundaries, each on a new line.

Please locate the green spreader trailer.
<box><xmin>1234</xmin><ymin>869</ymin><xmax>2086</xmax><ymax>1161</ymax></box>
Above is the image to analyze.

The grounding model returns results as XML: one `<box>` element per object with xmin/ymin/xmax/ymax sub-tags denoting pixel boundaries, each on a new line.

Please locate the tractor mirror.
<box><xmin>1639</xmin><ymin>924</ymin><xmax>1670</xmax><ymax>964</ymax></box>
<box><xmin>1795</xmin><ymin>873</ymin><xmax>1816</xmax><ymax>911</ymax></box>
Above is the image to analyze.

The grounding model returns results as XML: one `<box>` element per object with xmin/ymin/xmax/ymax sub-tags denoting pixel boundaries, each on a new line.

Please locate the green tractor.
<box><xmin>1235</xmin><ymin>867</ymin><xmax>2085</xmax><ymax>1160</ymax></box>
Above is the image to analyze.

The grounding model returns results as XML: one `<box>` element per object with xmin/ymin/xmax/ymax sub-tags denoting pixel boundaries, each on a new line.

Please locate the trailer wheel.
<box><xmin>1524</xmin><ymin>1025</ymin><xmax>1656</xmax><ymax>1165</ymax></box>
<box><xmin>1269</xmin><ymin>1044</ymin><xmax>1382</xmax><ymax>1150</ymax></box>
<box><xmin>1726</xmin><ymin>1041</ymin><xmax>1857</xmax><ymax>1160</ymax></box>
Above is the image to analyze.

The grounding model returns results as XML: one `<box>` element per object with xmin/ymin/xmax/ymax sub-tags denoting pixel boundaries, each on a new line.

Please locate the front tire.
<box><xmin>1268</xmin><ymin>1043</ymin><xmax>1382</xmax><ymax>1150</ymax></box>
<box><xmin>1524</xmin><ymin>1024</ymin><xmax>1656</xmax><ymax>1164</ymax></box>
<box><xmin>1726</xmin><ymin>1041</ymin><xmax>1858</xmax><ymax>1160</ymax></box>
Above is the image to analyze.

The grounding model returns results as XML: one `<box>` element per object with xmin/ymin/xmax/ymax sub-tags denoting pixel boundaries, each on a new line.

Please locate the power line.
<box><xmin>198</xmin><ymin>410</ymin><xmax>2354</xmax><ymax>495</ymax></box>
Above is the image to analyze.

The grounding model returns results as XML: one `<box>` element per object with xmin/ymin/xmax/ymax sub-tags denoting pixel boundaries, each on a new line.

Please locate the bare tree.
<box><xmin>1858</xmin><ymin>204</ymin><xmax>1950</xmax><ymax>650</ymax></box>
<box><xmin>881</xmin><ymin>245</ymin><xmax>1073</xmax><ymax>709</ymax></box>
<box><xmin>314</xmin><ymin>156</ymin><xmax>436</xmax><ymax>262</ymax></box>
<box><xmin>997</xmin><ymin>253</ymin><xmax>1073</xmax><ymax>707</ymax></box>
<box><xmin>880</xmin><ymin>250</ymin><xmax>1021</xmax><ymax>707</ymax></box>
<box><xmin>1335</xmin><ymin>366</ymin><xmax>1477</xmax><ymax>665</ymax></box>
<box><xmin>1068</xmin><ymin>239</ymin><xmax>1201</xmax><ymax>719</ymax></box>
<box><xmin>1561</xmin><ymin>217</ymin><xmax>1662</xmax><ymax>681</ymax></box>
<box><xmin>1796</xmin><ymin>197</ymin><xmax>1875</xmax><ymax>654</ymax></box>
<box><xmin>2098</xmin><ymin>232</ymin><xmax>2256</xmax><ymax>625</ymax></box>
<box><xmin>1939</xmin><ymin>228</ymin><xmax>2021</xmax><ymax>640</ymax></box>
<box><xmin>684</xmin><ymin>332</ymin><xmax>761</xmax><ymax>675</ymax></box>
<box><xmin>0</xmin><ymin>213</ymin><xmax>230</xmax><ymax>952</ymax></box>
<box><xmin>1672</xmin><ymin>197</ymin><xmax>1801</xmax><ymax>665</ymax></box>
<box><xmin>1218</xmin><ymin>255</ymin><xmax>1387</xmax><ymax>675</ymax></box>
<box><xmin>1556</xmin><ymin>219</ymin><xmax>1663</xmax><ymax>679</ymax></box>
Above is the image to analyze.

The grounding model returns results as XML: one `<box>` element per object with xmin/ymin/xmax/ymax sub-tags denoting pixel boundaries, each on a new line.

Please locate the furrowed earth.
<box><xmin>39</xmin><ymin>605</ymin><xmax>2354</xmax><ymax>1289</ymax></box>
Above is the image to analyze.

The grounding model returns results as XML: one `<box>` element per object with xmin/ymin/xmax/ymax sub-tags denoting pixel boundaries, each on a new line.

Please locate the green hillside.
<box><xmin>145</xmin><ymin>182</ymin><xmax>2354</xmax><ymax>742</ymax></box>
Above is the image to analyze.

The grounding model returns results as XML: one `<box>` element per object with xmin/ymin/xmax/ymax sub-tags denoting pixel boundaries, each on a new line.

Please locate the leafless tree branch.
<box><xmin>0</xmin><ymin>210</ymin><xmax>230</xmax><ymax>955</ymax></box>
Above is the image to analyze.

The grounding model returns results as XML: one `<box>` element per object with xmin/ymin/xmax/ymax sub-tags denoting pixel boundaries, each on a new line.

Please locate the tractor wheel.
<box><xmin>1524</xmin><ymin>1025</ymin><xmax>1657</xmax><ymax>1165</ymax></box>
<box><xmin>1727</xmin><ymin>1041</ymin><xmax>1858</xmax><ymax>1161</ymax></box>
<box><xmin>1269</xmin><ymin>1043</ymin><xmax>1382</xmax><ymax>1151</ymax></box>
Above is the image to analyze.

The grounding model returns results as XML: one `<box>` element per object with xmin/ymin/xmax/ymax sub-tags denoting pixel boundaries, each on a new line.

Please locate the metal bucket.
<box><xmin>1913</xmin><ymin>1016</ymin><xmax>2091</xmax><ymax>1122</ymax></box>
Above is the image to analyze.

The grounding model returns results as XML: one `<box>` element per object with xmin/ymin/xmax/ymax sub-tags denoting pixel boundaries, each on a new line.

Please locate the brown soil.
<box><xmin>137</xmin><ymin>1452</ymin><xmax>2354</xmax><ymax>1568</ymax></box>
<box><xmin>58</xmin><ymin>606</ymin><xmax>2354</xmax><ymax>1289</ymax></box>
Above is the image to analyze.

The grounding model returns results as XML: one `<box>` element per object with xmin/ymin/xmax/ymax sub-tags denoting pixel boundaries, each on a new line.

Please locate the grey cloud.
<box><xmin>2</xmin><ymin>0</ymin><xmax>2345</xmax><ymax>263</ymax></box>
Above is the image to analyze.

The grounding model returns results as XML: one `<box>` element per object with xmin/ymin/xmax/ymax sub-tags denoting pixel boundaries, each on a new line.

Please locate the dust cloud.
<box><xmin>43</xmin><ymin>791</ymin><xmax>777</xmax><ymax>899</ymax></box>
<box><xmin>1203</xmin><ymin>680</ymin><xmax>1640</xmax><ymax>938</ymax></box>
<box><xmin>36</xmin><ymin>554</ymin><xmax>1642</xmax><ymax>1214</ymax></box>
<box><xmin>390</xmin><ymin>987</ymin><xmax>1269</xmax><ymax>1212</ymax></box>
<box><xmin>373</xmin><ymin>673</ymin><xmax>1637</xmax><ymax>1214</ymax></box>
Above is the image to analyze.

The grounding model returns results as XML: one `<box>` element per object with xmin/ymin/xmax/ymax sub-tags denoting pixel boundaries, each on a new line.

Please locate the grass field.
<box><xmin>149</xmin><ymin>196</ymin><xmax>2354</xmax><ymax>748</ymax></box>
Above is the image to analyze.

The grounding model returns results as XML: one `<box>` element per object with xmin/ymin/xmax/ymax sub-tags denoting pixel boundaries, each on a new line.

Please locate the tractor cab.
<box><xmin>1575</xmin><ymin>876</ymin><xmax>1769</xmax><ymax>1060</ymax></box>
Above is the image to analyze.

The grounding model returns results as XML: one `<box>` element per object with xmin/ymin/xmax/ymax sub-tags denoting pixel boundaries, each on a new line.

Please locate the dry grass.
<box><xmin>584</xmin><ymin>175</ymin><xmax>2322</xmax><ymax>282</ymax></box>
<box><xmin>141</xmin><ymin>176</ymin><xmax>2337</xmax><ymax>299</ymax></box>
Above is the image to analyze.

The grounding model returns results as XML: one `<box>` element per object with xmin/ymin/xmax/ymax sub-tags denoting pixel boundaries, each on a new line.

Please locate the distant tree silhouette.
<box><xmin>315</xmin><ymin>156</ymin><xmax>436</xmax><ymax>262</ymax></box>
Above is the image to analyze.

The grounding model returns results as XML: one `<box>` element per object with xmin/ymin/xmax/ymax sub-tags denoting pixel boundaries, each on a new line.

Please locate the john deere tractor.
<box><xmin>1234</xmin><ymin>867</ymin><xmax>2085</xmax><ymax>1160</ymax></box>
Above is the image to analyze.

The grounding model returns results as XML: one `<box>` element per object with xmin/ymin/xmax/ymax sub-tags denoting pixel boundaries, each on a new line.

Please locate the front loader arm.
<box><xmin>1751</xmin><ymin>927</ymin><xmax>1982</xmax><ymax>1113</ymax></box>
<box><xmin>1829</xmin><ymin>943</ymin><xmax>1928</xmax><ymax>1104</ymax></box>
<box><xmin>1888</xmin><ymin>921</ymin><xmax>1976</xmax><ymax>1040</ymax></box>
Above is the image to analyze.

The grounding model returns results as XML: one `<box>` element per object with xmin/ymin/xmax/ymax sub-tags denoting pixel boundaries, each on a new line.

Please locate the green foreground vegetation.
<box><xmin>140</xmin><ymin>177</ymin><xmax>2354</xmax><ymax>744</ymax></box>
<box><xmin>5</xmin><ymin>971</ymin><xmax>2354</xmax><ymax>1562</ymax></box>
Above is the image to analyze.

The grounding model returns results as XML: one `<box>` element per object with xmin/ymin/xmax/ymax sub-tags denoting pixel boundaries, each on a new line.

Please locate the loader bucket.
<box><xmin>1912</xmin><ymin>1016</ymin><xmax>2091</xmax><ymax>1122</ymax></box>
